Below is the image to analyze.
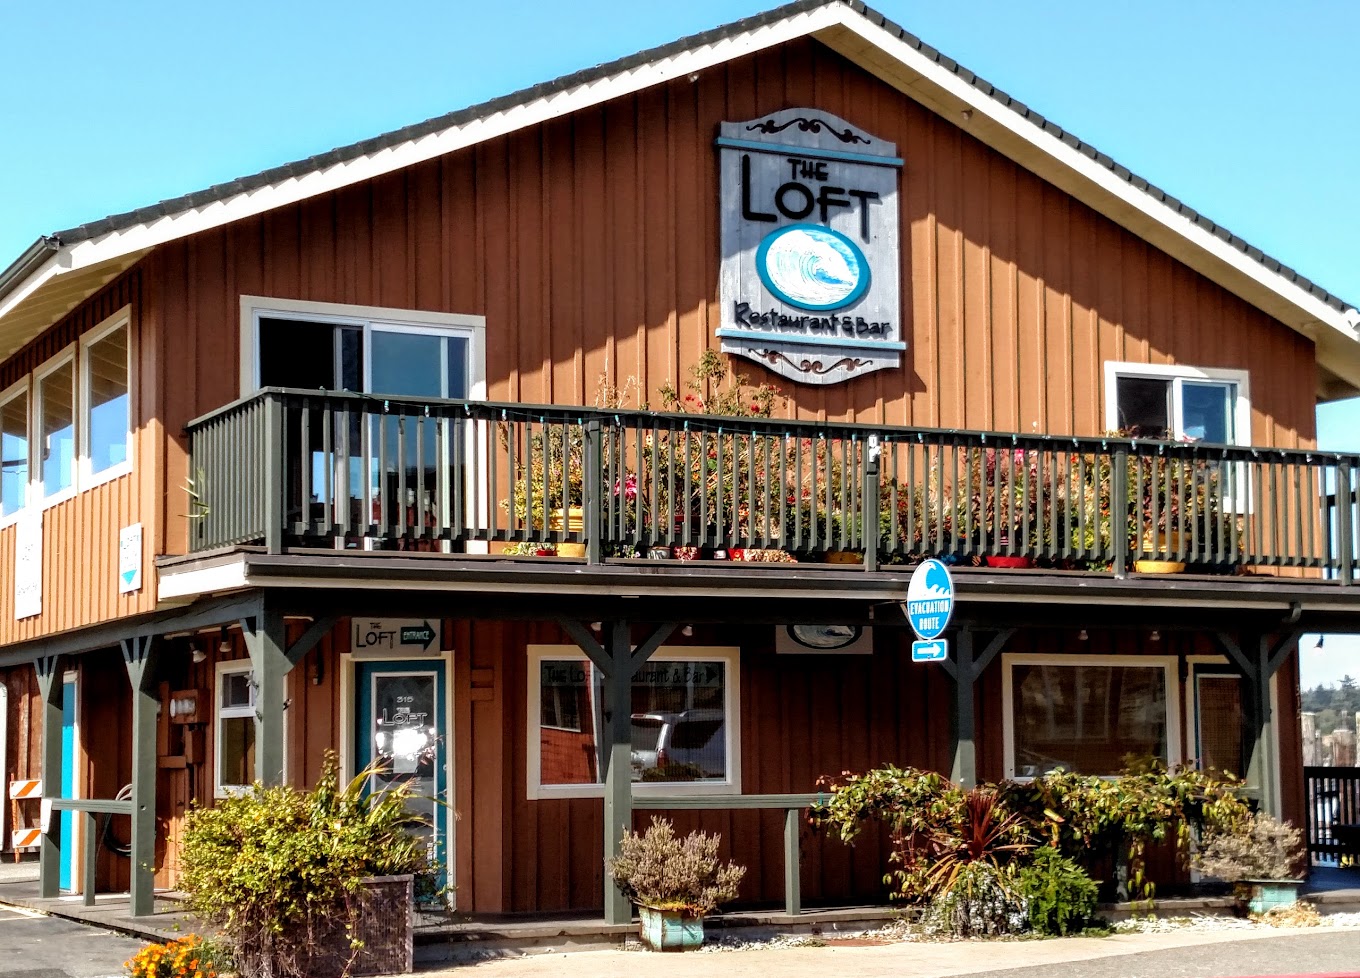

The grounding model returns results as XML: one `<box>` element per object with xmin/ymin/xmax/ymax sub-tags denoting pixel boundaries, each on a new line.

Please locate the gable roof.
<box><xmin>3</xmin><ymin>0</ymin><xmax>1358</xmax><ymax>395</ymax></box>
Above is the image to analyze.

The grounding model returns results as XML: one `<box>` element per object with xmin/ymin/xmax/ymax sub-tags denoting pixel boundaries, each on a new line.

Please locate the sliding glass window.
<box><xmin>0</xmin><ymin>389</ymin><xmax>27</xmax><ymax>517</ymax></box>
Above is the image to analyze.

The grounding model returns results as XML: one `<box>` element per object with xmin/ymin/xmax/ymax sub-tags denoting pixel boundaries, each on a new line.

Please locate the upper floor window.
<box><xmin>0</xmin><ymin>307</ymin><xmax>134</xmax><ymax>522</ymax></box>
<box><xmin>1104</xmin><ymin>362</ymin><xmax>1249</xmax><ymax>444</ymax></box>
<box><xmin>0</xmin><ymin>386</ymin><xmax>27</xmax><ymax>517</ymax></box>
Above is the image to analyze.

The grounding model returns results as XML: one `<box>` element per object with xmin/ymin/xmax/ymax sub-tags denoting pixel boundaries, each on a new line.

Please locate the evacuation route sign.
<box><xmin>905</xmin><ymin>558</ymin><xmax>954</xmax><ymax>641</ymax></box>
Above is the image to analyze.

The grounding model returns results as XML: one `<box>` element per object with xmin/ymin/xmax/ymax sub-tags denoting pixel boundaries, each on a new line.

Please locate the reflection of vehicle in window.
<box><xmin>630</xmin><ymin>709</ymin><xmax>725</xmax><ymax>781</ymax></box>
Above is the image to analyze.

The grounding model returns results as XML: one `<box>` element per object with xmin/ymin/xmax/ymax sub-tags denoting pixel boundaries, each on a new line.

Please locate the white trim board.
<box><xmin>1</xmin><ymin>2</ymin><xmax>1357</xmax><ymax>392</ymax></box>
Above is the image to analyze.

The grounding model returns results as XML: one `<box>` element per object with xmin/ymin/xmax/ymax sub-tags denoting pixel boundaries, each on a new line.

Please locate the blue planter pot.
<box><xmin>638</xmin><ymin>905</ymin><xmax>705</xmax><ymax>951</ymax></box>
<box><xmin>1236</xmin><ymin>880</ymin><xmax>1303</xmax><ymax>914</ymax></box>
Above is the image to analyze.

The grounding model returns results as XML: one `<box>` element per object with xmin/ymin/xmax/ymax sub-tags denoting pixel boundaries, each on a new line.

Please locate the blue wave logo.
<box><xmin>755</xmin><ymin>224</ymin><xmax>870</xmax><ymax>311</ymax></box>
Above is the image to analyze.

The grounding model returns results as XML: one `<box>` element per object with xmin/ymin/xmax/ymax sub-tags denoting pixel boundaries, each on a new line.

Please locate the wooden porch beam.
<box><xmin>284</xmin><ymin>614</ymin><xmax>338</xmax><ymax>667</ymax></box>
<box><xmin>120</xmin><ymin>636</ymin><xmax>160</xmax><ymax>917</ymax></box>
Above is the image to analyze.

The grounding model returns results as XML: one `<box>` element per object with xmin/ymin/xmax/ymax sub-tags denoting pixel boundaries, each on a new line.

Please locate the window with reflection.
<box><xmin>1009</xmin><ymin>659</ymin><xmax>1170</xmax><ymax>777</ymax></box>
<box><xmin>38</xmin><ymin>360</ymin><xmax>75</xmax><ymax>497</ymax></box>
<box><xmin>0</xmin><ymin>389</ymin><xmax>27</xmax><ymax>517</ymax></box>
<box><xmin>85</xmin><ymin>323</ymin><xmax>129</xmax><ymax>476</ymax></box>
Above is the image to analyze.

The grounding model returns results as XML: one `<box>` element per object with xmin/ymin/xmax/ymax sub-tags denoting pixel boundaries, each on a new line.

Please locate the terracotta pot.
<box><xmin>647</xmin><ymin>546</ymin><xmax>674</xmax><ymax>560</ymax></box>
<box><xmin>985</xmin><ymin>555</ymin><xmax>1034</xmax><ymax>569</ymax></box>
<box><xmin>1134</xmin><ymin>530</ymin><xmax>1185</xmax><ymax>574</ymax></box>
<box><xmin>824</xmin><ymin>550</ymin><xmax>863</xmax><ymax>565</ymax></box>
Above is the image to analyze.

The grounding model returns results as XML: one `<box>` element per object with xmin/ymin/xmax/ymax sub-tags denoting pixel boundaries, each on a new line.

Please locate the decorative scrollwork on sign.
<box><xmin>751</xmin><ymin>349</ymin><xmax>873</xmax><ymax>375</ymax></box>
<box><xmin>745</xmin><ymin>116</ymin><xmax>870</xmax><ymax>144</ymax></box>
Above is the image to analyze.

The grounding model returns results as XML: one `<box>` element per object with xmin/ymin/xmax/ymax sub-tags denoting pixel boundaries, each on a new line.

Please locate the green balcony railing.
<box><xmin>184</xmin><ymin>387</ymin><xmax>1359</xmax><ymax>581</ymax></box>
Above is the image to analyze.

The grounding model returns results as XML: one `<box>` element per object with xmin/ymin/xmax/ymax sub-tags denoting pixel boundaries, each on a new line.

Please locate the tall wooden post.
<box><xmin>122</xmin><ymin>636</ymin><xmax>160</xmax><ymax>917</ymax></box>
<box><xmin>35</xmin><ymin>655</ymin><xmax>63</xmax><ymax>899</ymax></box>
<box><xmin>950</xmin><ymin>628</ymin><xmax>977</xmax><ymax>788</ymax></box>
<box><xmin>242</xmin><ymin>608</ymin><xmax>291</xmax><ymax>786</ymax></box>
<box><xmin>1215</xmin><ymin>629</ymin><xmax>1301</xmax><ymax>820</ymax></box>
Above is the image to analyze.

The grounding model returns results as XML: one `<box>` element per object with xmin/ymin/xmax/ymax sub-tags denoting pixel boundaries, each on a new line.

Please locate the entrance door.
<box><xmin>59</xmin><ymin>673</ymin><xmax>77</xmax><ymax>892</ymax></box>
<box><xmin>354</xmin><ymin>661</ymin><xmax>448</xmax><ymax>892</ymax></box>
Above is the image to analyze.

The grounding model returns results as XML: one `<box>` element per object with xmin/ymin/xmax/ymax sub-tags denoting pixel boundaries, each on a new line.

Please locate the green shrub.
<box><xmin>178</xmin><ymin>754</ymin><xmax>431</xmax><ymax>978</ymax></box>
<box><xmin>1016</xmin><ymin>846</ymin><xmax>1100</xmax><ymax>935</ymax></box>
<box><xmin>922</xmin><ymin>862</ymin><xmax>1024</xmax><ymax>937</ymax></box>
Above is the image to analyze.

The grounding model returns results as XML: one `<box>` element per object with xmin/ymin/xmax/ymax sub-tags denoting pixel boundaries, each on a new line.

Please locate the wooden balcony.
<box><xmin>184</xmin><ymin>388</ymin><xmax>1360</xmax><ymax>583</ymax></box>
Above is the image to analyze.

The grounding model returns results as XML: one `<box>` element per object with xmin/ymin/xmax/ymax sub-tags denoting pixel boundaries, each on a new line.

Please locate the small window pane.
<box><xmin>87</xmin><ymin>325</ymin><xmax>129</xmax><ymax>475</ymax></box>
<box><xmin>446</xmin><ymin>336</ymin><xmax>469</xmax><ymax>399</ymax></box>
<box><xmin>221</xmin><ymin>670</ymin><xmax>253</xmax><ymax>710</ymax></box>
<box><xmin>220</xmin><ymin>716</ymin><xmax>256</xmax><ymax>787</ymax></box>
<box><xmin>370</xmin><ymin>331</ymin><xmax>443</xmax><ymax>398</ymax></box>
<box><xmin>1116</xmin><ymin>377</ymin><xmax>1171</xmax><ymax>437</ymax></box>
<box><xmin>1</xmin><ymin>392</ymin><xmax>28</xmax><ymax>516</ymax></box>
<box><xmin>1011</xmin><ymin>663</ymin><xmax>1168</xmax><ymax>777</ymax></box>
<box><xmin>39</xmin><ymin>362</ymin><xmax>74</xmax><ymax>496</ymax></box>
<box><xmin>632</xmin><ymin>661</ymin><xmax>727</xmax><ymax>784</ymax></box>
<box><xmin>258</xmin><ymin>318</ymin><xmax>339</xmax><ymax>389</ymax></box>
<box><xmin>1180</xmin><ymin>381</ymin><xmax>1235</xmax><ymax>444</ymax></box>
<box><xmin>1197</xmin><ymin>675</ymin><xmax>1243</xmax><ymax>778</ymax></box>
<box><xmin>539</xmin><ymin>659</ymin><xmax>599</xmax><ymax>785</ymax></box>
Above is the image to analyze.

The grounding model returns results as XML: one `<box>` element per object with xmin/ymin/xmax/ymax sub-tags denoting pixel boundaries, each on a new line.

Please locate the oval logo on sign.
<box><xmin>905</xmin><ymin>558</ymin><xmax>954</xmax><ymax>641</ymax></box>
<box><xmin>755</xmin><ymin>223</ymin><xmax>870</xmax><ymax>311</ymax></box>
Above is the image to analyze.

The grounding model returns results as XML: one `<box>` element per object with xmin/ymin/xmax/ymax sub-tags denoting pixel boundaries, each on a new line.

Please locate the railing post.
<box><xmin>783</xmin><ymin>807</ymin><xmax>802</xmax><ymax>916</ymax></box>
<box><xmin>1336</xmin><ymin>460</ymin><xmax>1354</xmax><ymax>586</ymax></box>
<box><xmin>864</xmin><ymin>436</ymin><xmax>881</xmax><ymax>573</ymax></box>
<box><xmin>35</xmin><ymin>656</ymin><xmax>63</xmax><ymax>900</ymax></box>
<box><xmin>1112</xmin><ymin>448</ymin><xmax>1129</xmax><ymax>579</ymax></box>
<box><xmin>584</xmin><ymin>418</ymin><xmax>603</xmax><ymax>565</ymax></box>
<box><xmin>82</xmin><ymin>810</ymin><xmax>97</xmax><ymax>907</ymax></box>
<box><xmin>264</xmin><ymin>393</ymin><xmax>285</xmax><ymax>555</ymax></box>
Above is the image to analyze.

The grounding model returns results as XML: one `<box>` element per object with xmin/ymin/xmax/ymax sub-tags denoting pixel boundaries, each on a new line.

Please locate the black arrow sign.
<box><xmin>400</xmin><ymin>620</ymin><xmax>438</xmax><ymax>650</ymax></box>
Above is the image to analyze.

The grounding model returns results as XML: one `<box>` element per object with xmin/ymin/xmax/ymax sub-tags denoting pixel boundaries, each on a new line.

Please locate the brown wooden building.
<box><xmin>1</xmin><ymin>0</ymin><xmax>1358</xmax><ymax>920</ymax></box>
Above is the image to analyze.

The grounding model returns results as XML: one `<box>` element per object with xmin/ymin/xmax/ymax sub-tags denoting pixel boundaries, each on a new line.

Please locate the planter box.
<box><xmin>638</xmin><ymin>905</ymin><xmax>705</xmax><ymax>951</ymax></box>
<box><xmin>310</xmin><ymin>874</ymin><xmax>415</xmax><ymax>977</ymax></box>
<box><xmin>1237</xmin><ymin>879</ymin><xmax>1304</xmax><ymax>915</ymax></box>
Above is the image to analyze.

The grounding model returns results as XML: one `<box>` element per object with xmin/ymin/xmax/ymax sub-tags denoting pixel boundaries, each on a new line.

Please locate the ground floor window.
<box><xmin>526</xmin><ymin>646</ymin><xmax>740</xmax><ymax>799</ymax></box>
<box><xmin>215</xmin><ymin>661</ymin><xmax>257</xmax><ymax>795</ymax></box>
<box><xmin>1191</xmin><ymin>666</ymin><xmax>1244</xmax><ymax>779</ymax></box>
<box><xmin>1003</xmin><ymin>655</ymin><xmax>1179</xmax><ymax>778</ymax></box>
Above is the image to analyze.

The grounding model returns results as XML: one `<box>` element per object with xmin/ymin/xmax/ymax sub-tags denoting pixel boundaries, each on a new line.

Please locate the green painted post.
<box><xmin>1248</xmin><ymin>638</ymin><xmax>1279</xmax><ymax>818</ymax></box>
<box><xmin>783</xmin><ymin>807</ymin><xmax>801</xmax><ymax>916</ymax></box>
<box><xmin>82</xmin><ymin>810</ymin><xmax>97</xmax><ymax>907</ymax></box>
<box><xmin>950</xmin><ymin>629</ymin><xmax>977</xmax><ymax>788</ymax></box>
<box><xmin>602</xmin><ymin>622</ymin><xmax>633</xmax><ymax>927</ymax></box>
<box><xmin>244</xmin><ymin>609</ymin><xmax>291</xmax><ymax>786</ymax></box>
<box><xmin>35</xmin><ymin>656</ymin><xmax>63</xmax><ymax>899</ymax></box>
<box><xmin>123</xmin><ymin>637</ymin><xmax>160</xmax><ymax>917</ymax></box>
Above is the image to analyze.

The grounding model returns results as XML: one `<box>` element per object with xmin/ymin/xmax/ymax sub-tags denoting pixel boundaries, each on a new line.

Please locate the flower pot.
<box><xmin>1134</xmin><ymin>531</ymin><xmax>1185</xmax><ymax>574</ymax></box>
<box><xmin>308</xmin><ymin>875</ymin><xmax>415</xmax><ymax>976</ymax></box>
<box><xmin>710</xmin><ymin>548</ymin><xmax>730</xmax><ymax>560</ymax></box>
<box><xmin>984</xmin><ymin>555</ymin><xmax>1034</xmax><ymax>569</ymax></box>
<box><xmin>824</xmin><ymin>550</ymin><xmax>862</xmax><ymax>565</ymax></box>
<box><xmin>647</xmin><ymin>546</ymin><xmax>674</xmax><ymax>560</ymax></box>
<box><xmin>549</xmin><ymin>506</ymin><xmax>587</xmax><ymax>558</ymax></box>
<box><xmin>637</xmin><ymin>905</ymin><xmax>705</xmax><ymax>951</ymax></box>
<box><xmin>1235</xmin><ymin>879</ymin><xmax>1304</xmax><ymax>915</ymax></box>
<box><xmin>673</xmin><ymin>546</ymin><xmax>701</xmax><ymax>560</ymax></box>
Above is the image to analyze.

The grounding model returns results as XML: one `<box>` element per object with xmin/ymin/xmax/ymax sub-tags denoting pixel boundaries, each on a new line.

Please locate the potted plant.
<box><xmin>965</xmin><ymin>447</ymin><xmax>1048</xmax><ymax>568</ymax></box>
<box><xmin>607</xmin><ymin>816</ymin><xmax>746</xmax><ymax>951</ymax></box>
<box><xmin>1195</xmin><ymin>813</ymin><xmax>1306</xmax><ymax>914</ymax></box>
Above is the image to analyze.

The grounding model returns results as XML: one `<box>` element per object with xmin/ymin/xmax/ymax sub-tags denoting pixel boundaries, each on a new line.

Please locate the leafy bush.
<box><xmin>1196</xmin><ymin>813</ymin><xmax>1304</xmax><ymax>882</ymax></box>
<box><xmin>922</xmin><ymin>862</ymin><xmax>1024</xmax><ymax>937</ymax></box>
<box><xmin>178</xmin><ymin>754</ymin><xmax>430</xmax><ymax>978</ymax></box>
<box><xmin>125</xmin><ymin>935</ymin><xmax>231</xmax><ymax>978</ymax></box>
<box><xmin>1016</xmin><ymin>847</ymin><xmax>1099</xmax><ymax>935</ymax></box>
<box><xmin>607</xmin><ymin>817</ymin><xmax>745</xmax><ymax>916</ymax></box>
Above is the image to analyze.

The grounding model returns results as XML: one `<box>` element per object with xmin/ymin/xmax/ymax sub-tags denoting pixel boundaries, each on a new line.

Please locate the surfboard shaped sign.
<box><xmin>905</xmin><ymin>558</ymin><xmax>954</xmax><ymax>641</ymax></box>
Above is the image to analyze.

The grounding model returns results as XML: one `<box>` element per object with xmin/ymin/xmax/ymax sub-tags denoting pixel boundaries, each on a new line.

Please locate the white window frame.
<box><xmin>214</xmin><ymin>660</ymin><xmax>288</xmax><ymax>797</ymax></box>
<box><xmin>78</xmin><ymin>310</ymin><xmax>134</xmax><ymax>490</ymax></box>
<box><xmin>1103</xmin><ymin>361</ymin><xmax>1251</xmax><ymax>445</ymax></box>
<box><xmin>32</xmin><ymin>345</ymin><xmax>79</xmax><ymax>508</ymax></box>
<box><xmin>239</xmin><ymin>295</ymin><xmax>487</xmax><ymax>400</ymax></box>
<box><xmin>526</xmin><ymin>645</ymin><xmax>742</xmax><ymax>800</ymax></box>
<box><xmin>0</xmin><ymin>378</ymin><xmax>30</xmax><ymax>528</ymax></box>
<box><xmin>1001</xmin><ymin>653</ymin><xmax>1182</xmax><ymax>780</ymax></box>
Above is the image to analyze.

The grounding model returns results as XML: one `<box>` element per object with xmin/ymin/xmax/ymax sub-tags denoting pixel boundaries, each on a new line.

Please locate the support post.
<box><xmin>241</xmin><ymin>607</ymin><xmax>291</xmax><ymax>786</ymax></box>
<box><xmin>82</xmin><ymin>810</ymin><xmax>97</xmax><ymax>907</ymax></box>
<box><xmin>122</xmin><ymin>636</ymin><xmax>160</xmax><ymax>917</ymax></box>
<box><xmin>1247</xmin><ymin>637</ymin><xmax>1280</xmax><ymax>818</ymax></box>
<box><xmin>951</xmin><ymin>628</ymin><xmax>977</xmax><ymax>788</ymax></box>
<box><xmin>783</xmin><ymin>807</ymin><xmax>801</xmax><ymax>916</ymax></box>
<box><xmin>264</xmin><ymin>393</ymin><xmax>285</xmax><ymax>555</ymax></box>
<box><xmin>601</xmin><ymin>622</ymin><xmax>633</xmax><ymax>927</ymax></box>
<box><xmin>35</xmin><ymin>656</ymin><xmax>63</xmax><ymax>899</ymax></box>
<box><xmin>1112</xmin><ymin>448</ymin><xmax>1130</xmax><ymax>579</ymax></box>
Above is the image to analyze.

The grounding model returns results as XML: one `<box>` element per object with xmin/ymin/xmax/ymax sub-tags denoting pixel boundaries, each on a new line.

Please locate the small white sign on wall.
<box><xmin>13</xmin><ymin>511</ymin><xmax>41</xmax><ymax>620</ymax></box>
<box><xmin>119</xmin><ymin>523</ymin><xmax>143</xmax><ymax>594</ymax></box>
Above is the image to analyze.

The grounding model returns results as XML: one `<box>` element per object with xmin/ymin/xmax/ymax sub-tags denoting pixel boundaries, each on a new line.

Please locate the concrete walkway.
<box><xmin>432</xmin><ymin>926</ymin><xmax>1360</xmax><ymax>978</ymax></box>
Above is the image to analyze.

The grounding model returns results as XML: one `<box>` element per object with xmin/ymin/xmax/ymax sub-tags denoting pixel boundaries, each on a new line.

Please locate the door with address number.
<box><xmin>354</xmin><ymin>661</ymin><xmax>447</xmax><ymax>894</ymax></box>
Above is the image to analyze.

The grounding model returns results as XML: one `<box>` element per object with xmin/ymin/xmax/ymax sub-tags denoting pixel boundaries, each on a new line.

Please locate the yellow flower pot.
<box><xmin>550</xmin><ymin>506</ymin><xmax>587</xmax><ymax>558</ymax></box>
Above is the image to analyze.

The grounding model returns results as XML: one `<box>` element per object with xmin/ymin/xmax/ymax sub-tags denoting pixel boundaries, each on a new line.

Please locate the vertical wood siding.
<box><xmin>146</xmin><ymin>38</ymin><xmax>1317</xmax><ymax>555</ymax></box>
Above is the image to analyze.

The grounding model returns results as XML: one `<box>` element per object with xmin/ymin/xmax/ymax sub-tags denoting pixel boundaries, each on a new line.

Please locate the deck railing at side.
<box><xmin>1303</xmin><ymin>766</ymin><xmax>1360</xmax><ymax>865</ymax></box>
<box><xmin>184</xmin><ymin>387</ymin><xmax>1360</xmax><ymax>579</ymax></box>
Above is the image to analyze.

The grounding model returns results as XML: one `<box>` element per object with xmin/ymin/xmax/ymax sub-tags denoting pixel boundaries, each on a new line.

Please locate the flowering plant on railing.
<box><xmin>964</xmin><ymin>446</ymin><xmax>1057</xmax><ymax>554</ymax></box>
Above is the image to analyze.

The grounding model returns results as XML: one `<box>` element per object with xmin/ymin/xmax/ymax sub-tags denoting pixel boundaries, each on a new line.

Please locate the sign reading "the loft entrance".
<box><xmin>716</xmin><ymin>108</ymin><xmax>904</xmax><ymax>385</ymax></box>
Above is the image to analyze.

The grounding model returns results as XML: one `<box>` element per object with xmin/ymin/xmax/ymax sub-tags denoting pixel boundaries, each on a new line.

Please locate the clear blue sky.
<box><xmin>3</xmin><ymin>1</ymin><xmax>1358</xmax><ymax>683</ymax></box>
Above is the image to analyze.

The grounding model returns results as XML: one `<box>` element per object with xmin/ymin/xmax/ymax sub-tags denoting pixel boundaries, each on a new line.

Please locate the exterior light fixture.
<box><xmin>219</xmin><ymin>625</ymin><xmax>232</xmax><ymax>654</ymax></box>
<box><xmin>1077</xmin><ymin>629</ymin><xmax>1089</xmax><ymax>642</ymax></box>
<box><xmin>1150</xmin><ymin>630</ymin><xmax>1161</xmax><ymax>642</ymax></box>
<box><xmin>1315</xmin><ymin>635</ymin><xmax>1325</xmax><ymax>649</ymax></box>
<box><xmin>681</xmin><ymin>625</ymin><xmax>694</xmax><ymax>637</ymax></box>
<box><xmin>190</xmin><ymin>642</ymin><xmax>206</xmax><ymax>664</ymax></box>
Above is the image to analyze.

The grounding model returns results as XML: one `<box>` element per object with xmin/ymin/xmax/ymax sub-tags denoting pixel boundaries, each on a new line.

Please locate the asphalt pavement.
<box><xmin>0</xmin><ymin>905</ymin><xmax>143</xmax><ymax>978</ymax></box>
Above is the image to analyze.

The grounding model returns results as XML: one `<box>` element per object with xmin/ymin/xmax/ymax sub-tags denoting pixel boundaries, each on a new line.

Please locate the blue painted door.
<box><xmin>355</xmin><ymin>661</ymin><xmax>447</xmax><ymax>893</ymax></box>
<box><xmin>59</xmin><ymin>675</ymin><xmax>76</xmax><ymax>891</ymax></box>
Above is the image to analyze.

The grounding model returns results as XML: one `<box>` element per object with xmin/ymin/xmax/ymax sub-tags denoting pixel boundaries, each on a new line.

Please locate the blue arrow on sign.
<box><xmin>911</xmin><ymin>639</ymin><xmax>948</xmax><ymax>663</ymax></box>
